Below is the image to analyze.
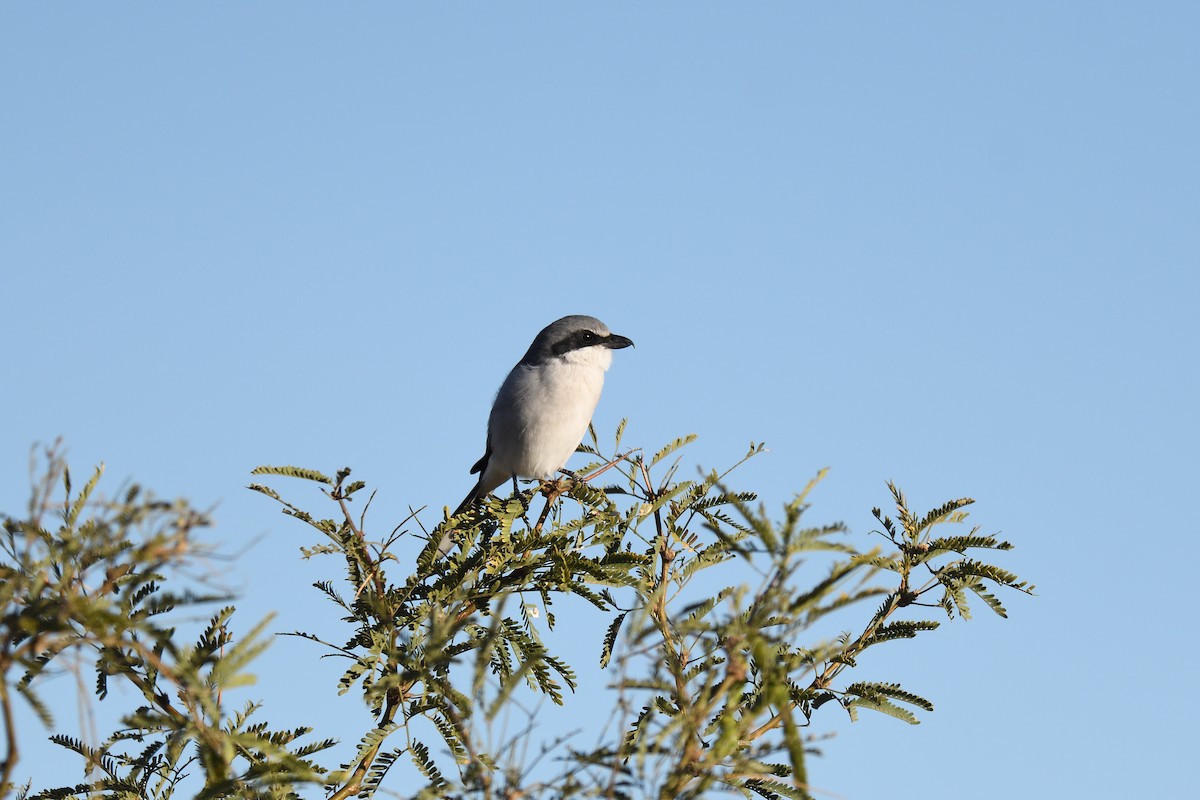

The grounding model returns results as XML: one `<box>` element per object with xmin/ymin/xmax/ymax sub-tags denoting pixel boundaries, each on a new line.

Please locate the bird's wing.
<box><xmin>469</xmin><ymin>445</ymin><xmax>491</xmax><ymax>476</ymax></box>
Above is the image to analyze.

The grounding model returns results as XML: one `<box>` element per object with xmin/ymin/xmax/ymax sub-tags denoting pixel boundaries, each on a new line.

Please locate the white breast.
<box><xmin>488</xmin><ymin>346</ymin><xmax>612</xmax><ymax>480</ymax></box>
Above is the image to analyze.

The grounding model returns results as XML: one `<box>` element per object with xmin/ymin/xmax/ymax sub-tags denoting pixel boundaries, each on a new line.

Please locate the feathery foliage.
<box><xmin>2</xmin><ymin>431</ymin><xmax>1033</xmax><ymax>799</ymax></box>
<box><xmin>0</xmin><ymin>444</ymin><xmax>333</xmax><ymax>799</ymax></box>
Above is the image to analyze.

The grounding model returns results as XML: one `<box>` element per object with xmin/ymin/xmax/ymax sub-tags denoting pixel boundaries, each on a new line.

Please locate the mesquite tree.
<box><xmin>1</xmin><ymin>430</ymin><xmax>1032</xmax><ymax>799</ymax></box>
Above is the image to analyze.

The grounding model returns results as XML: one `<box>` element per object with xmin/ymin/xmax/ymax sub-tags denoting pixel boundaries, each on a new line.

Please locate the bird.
<box><xmin>448</xmin><ymin>314</ymin><xmax>634</xmax><ymax>534</ymax></box>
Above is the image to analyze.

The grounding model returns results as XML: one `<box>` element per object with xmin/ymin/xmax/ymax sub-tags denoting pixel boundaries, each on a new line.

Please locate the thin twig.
<box><xmin>0</xmin><ymin>676</ymin><xmax>18</xmax><ymax>796</ymax></box>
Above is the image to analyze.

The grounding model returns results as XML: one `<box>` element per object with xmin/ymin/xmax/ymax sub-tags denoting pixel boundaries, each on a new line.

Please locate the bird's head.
<box><xmin>521</xmin><ymin>315</ymin><xmax>634</xmax><ymax>369</ymax></box>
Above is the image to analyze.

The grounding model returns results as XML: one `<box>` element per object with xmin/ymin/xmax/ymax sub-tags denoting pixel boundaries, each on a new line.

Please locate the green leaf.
<box><xmin>861</xmin><ymin>620</ymin><xmax>940</xmax><ymax>646</ymax></box>
<box><xmin>915</xmin><ymin>497</ymin><xmax>975</xmax><ymax>534</ymax></box>
<box><xmin>745</xmin><ymin>778</ymin><xmax>814</xmax><ymax>800</ymax></box>
<box><xmin>844</xmin><ymin>681</ymin><xmax>934</xmax><ymax>712</ymax></box>
<box><xmin>250</xmin><ymin>465</ymin><xmax>333</xmax><ymax>485</ymax></box>
<box><xmin>844</xmin><ymin>694</ymin><xmax>920</xmax><ymax>725</ymax></box>
<box><xmin>247</xmin><ymin>483</ymin><xmax>281</xmax><ymax>501</ymax></box>
<box><xmin>600</xmin><ymin>611</ymin><xmax>628</xmax><ymax>669</ymax></box>
<box><xmin>650</xmin><ymin>434</ymin><xmax>698</xmax><ymax>467</ymax></box>
<box><xmin>409</xmin><ymin>740</ymin><xmax>447</xmax><ymax>786</ymax></box>
<box><xmin>16</xmin><ymin>683</ymin><xmax>54</xmax><ymax>728</ymax></box>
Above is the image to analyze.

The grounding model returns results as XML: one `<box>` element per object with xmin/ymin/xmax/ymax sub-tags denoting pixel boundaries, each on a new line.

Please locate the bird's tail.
<box><xmin>452</xmin><ymin>476</ymin><xmax>485</xmax><ymax>518</ymax></box>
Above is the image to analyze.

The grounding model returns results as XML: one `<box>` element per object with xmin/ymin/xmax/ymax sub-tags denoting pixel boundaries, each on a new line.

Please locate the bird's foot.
<box><xmin>532</xmin><ymin>477</ymin><xmax>572</xmax><ymax>533</ymax></box>
<box><xmin>544</xmin><ymin>476</ymin><xmax>574</xmax><ymax>501</ymax></box>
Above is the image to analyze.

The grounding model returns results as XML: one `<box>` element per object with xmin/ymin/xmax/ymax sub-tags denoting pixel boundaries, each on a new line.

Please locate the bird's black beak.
<box><xmin>604</xmin><ymin>333</ymin><xmax>635</xmax><ymax>350</ymax></box>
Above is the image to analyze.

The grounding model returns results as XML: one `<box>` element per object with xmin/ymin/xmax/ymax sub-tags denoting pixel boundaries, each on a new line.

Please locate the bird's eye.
<box><xmin>581</xmin><ymin>331</ymin><xmax>596</xmax><ymax>343</ymax></box>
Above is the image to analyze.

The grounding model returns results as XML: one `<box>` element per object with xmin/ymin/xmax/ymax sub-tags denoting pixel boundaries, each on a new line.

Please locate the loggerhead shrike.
<box><xmin>451</xmin><ymin>315</ymin><xmax>634</xmax><ymax>526</ymax></box>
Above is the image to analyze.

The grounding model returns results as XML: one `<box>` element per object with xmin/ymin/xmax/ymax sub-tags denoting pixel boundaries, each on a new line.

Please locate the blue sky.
<box><xmin>2</xmin><ymin>3</ymin><xmax>1197</xmax><ymax>798</ymax></box>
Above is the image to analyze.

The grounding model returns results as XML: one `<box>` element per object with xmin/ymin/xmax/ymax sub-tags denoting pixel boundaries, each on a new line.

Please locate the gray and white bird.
<box><xmin>452</xmin><ymin>314</ymin><xmax>634</xmax><ymax>521</ymax></box>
